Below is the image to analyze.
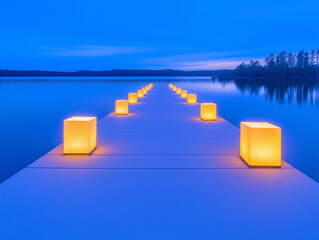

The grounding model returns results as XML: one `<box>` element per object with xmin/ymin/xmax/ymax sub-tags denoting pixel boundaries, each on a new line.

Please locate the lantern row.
<box><xmin>116</xmin><ymin>83</ymin><xmax>153</xmax><ymax>115</ymax></box>
<box><xmin>63</xmin><ymin>83</ymin><xmax>153</xmax><ymax>155</ymax></box>
<box><xmin>62</xmin><ymin>83</ymin><xmax>281</xmax><ymax>169</ymax></box>
<box><xmin>169</xmin><ymin>83</ymin><xmax>217</xmax><ymax>121</ymax></box>
<box><xmin>169</xmin><ymin>83</ymin><xmax>281</xmax><ymax>168</ymax></box>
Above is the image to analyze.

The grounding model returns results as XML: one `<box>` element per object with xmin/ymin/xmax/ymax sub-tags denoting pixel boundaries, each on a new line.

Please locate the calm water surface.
<box><xmin>0</xmin><ymin>77</ymin><xmax>318</xmax><ymax>183</ymax></box>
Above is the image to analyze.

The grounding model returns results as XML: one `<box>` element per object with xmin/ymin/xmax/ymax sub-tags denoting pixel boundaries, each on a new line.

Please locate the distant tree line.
<box><xmin>1</xmin><ymin>50</ymin><xmax>318</xmax><ymax>81</ymax></box>
<box><xmin>0</xmin><ymin>69</ymin><xmax>220</xmax><ymax>77</ymax></box>
<box><xmin>224</xmin><ymin>49</ymin><xmax>319</xmax><ymax>80</ymax></box>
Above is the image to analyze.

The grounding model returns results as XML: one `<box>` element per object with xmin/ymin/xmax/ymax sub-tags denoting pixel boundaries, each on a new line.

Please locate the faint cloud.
<box><xmin>176</xmin><ymin>59</ymin><xmax>248</xmax><ymax>70</ymax></box>
<box><xmin>143</xmin><ymin>52</ymin><xmax>263</xmax><ymax>70</ymax></box>
<box><xmin>40</xmin><ymin>45</ymin><xmax>154</xmax><ymax>57</ymax></box>
<box><xmin>173</xmin><ymin>58</ymin><xmax>264</xmax><ymax>70</ymax></box>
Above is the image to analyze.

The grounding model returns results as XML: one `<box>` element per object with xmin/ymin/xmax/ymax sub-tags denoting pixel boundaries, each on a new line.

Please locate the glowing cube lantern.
<box><xmin>128</xmin><ymin>93</ymin><xmax>138</xmax><ymax>104</ymax></box>
<box><xmin>181</xmin><ymin>90</ymin><xmax>187</xmax><ymax>98</ymax></box>
<box><xmin>143</xmin><ymin>88</ymin><xmax>147</xmax><ymax>94</ymax></box>
<box><xmin>187</xmin><ymin>94</ymin><xmax>197</xmax><ymax>104</ymax></box>
<box><xmin>169</xmin><ymin>84</ymin><xmax>173</xmax><ymax>88</ymax></box>
<box><xmin>201</xmin><ymin>103</ymin><xmax>217</xmax><ymax>121</ymax></box>
<box><xmin>115</xmin><ymin>100</ymin><xmax>129</xmax><ymax>115</ymax></box>
<box><xmin>240</xmin><ymin>122</ymin><xmax>281</xmax><ymax>167</ymax></box>
<box><xmin>138</xmin><ymin>90</ymin><xmax>144</xmax><ymax>98</ymax></box>
<box><xmin>176</xmin><ymin>88</ymin><xmax>182</xmax><ymax>94</ymax></box>
<box><xmin>63</xmin><ymin>116</ymin><xmax>97</xmax><ymax>154</ymax></box>
<box><xmin>173</xmin><ymin>86</ymin><xmax>177</xmax><ymax>91</ymax></box>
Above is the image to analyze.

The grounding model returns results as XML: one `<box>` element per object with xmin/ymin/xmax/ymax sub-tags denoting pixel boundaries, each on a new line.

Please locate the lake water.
<box><xmin>0</xmin><ymin>77</ymin><xmax>318</xmax><ymax>183</ymax></box>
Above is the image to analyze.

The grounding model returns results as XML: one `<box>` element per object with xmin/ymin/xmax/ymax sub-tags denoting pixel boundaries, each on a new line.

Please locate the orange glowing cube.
<box><xmin>173</xmin><ymin>86</ymin><xmax>177</xmax><ymax>91</ymax></box>
<box><xmin>201</xmin><ymin>103</ymin><xmax>217</xmax><ymax>121</ymax></box>
<box><xmin>115</xmin><ymin>100</ymin><xmax>129</xmax><ymax>115</ymax></box>
<box><xmin>240</xmin><ymin>122</ymin><xmax>281</xmax><ymax>167</ymax></box>
<box><xmin>63</xmin><ymin>116</ymin><xmax>97</xmax><ymax>154</ymax></box>
<box><xmin>128</xmin><ymin>93</ymin><xmax>138</xmax><ymax>104</ymax></box>
<box><xmin>176</xmin><ymin>88</ymin><xmax>182</xmax><ymax>94</ymax></box>
<box><xmin>138</xmin><ymin>90</ymin><xmax>144</xmax><ymax>98</ymax></box>
<box><xmin>181</xmin><ymin>90</ymin><xmax>187</xmax><ymax>98</ymax></box>
<box><xmin>142</xmin><ymin>88</ymin><xmax>147</xmax><ymax>94</ymax></box>
<box><xmin>187</xmin><ymin>94</ymin><xmax>197</xmax><ymax>104</ymax></box>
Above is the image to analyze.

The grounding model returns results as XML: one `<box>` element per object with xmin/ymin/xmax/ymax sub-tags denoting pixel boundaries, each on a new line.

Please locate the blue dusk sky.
<box><xmin>1</xmin><ymin>0</ymin><xmax>319</xmax><ymax>71</ymax></box>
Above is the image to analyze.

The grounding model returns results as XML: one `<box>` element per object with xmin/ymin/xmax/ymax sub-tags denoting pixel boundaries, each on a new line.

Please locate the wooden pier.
<box><xmin>1</xmin><ymin>84</ymin><xmax>319</xmax><ymax>239</ymax></box>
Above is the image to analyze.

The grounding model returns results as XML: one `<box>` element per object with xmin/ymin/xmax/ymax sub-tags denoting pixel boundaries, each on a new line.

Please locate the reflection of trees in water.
<box><xmin>215</xmin><ymin>78</ymin><xmax>319</xmax><ymax>106</ymax></box>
